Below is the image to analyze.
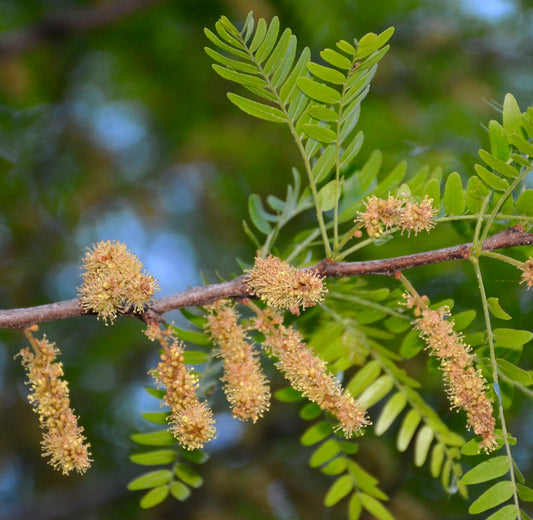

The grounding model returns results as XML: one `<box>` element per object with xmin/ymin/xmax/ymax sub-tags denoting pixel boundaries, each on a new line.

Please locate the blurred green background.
<box><xmin>0</xmin><ymin>0</ymin><xmax>532</xmax><ymax>518</ymax></box>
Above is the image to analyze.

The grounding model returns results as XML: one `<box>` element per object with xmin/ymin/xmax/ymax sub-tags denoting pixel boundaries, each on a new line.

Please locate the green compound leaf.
<box><xmin>309</xmin><ymin>439</ymin><xmax>341</xmax><ymax>467</ymax></box>
<box><xmin>175</xmin><ymin>463</ymin><xmax>203</xmax><ymax>488</ymax></box>
<box><xmin>443</xmin><ymin>172</ymin><xmax>465</xmax><ymax>215</ymax></box>
<box><xmin>130</xmin><ymin>431</ymin><xmax>175</xmax><ymax>446</ymax></box>
<box><xmin>324</xmin><ymin>474</ymin><xmax>354</xmax><ymax>507</ymax></box>
<box><xmin>374</xmin><ymin>392</ymin><xmax>407</xmax><ymax>436</ymax></box>
<box><xmin>487</xmin><ymin>297</ymin><xmax>512</xmax><ymax>320</ymax></box>
<box><xmin>170</xmin><ymin>481</ymin><xmax>191</xmax><ymax>501</ymax></box>
<box><xmin>300</xmin><ymin>420</ymin><xmax>333</xmax><ymax>446</ymax></box>
<box><xmin>359</xmin><ymin>493</ymin><xmax>395</xmax><ymax>520</ymax></box>
<box><xmin>227</xmin><ymin>93</ymin><xmax>286</xmax><ymax>123</ymax></box>
<box><xmin>296</xmin><ymin>77</ymin><xmax>342</xmax><ymax>104</ymax></box>
<box><xmin>140</xmin><ymin>485</ymin><xmax>169</xmax><ymax>509</ymax></box>
<box><xmin>128</xmin><ymin>470</ymin><xmax>173</xmax><ymax>490</ymax></box>
<box><xmin>397</xmin><ymin>409</ymin><xmax>421</xmax><ymax>452</ymax></box>
<box><xmin>462</xmin><ymin>456</ymin><xmax>511</xmax><ymax>485</ymax></box>
<box><xmin>130</xmin><ymin>449</ymin><xmax>177</xmax><ymax>466</ymax></box>
<box><xmin>469</xmin><ymin>480</ymin><xmax>514</xmax><ymax>514</ymax></box>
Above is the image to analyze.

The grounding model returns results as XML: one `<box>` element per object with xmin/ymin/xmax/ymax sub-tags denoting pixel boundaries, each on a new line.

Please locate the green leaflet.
<box><xmin>489</xmin><ymin>120</ymin><xmax>511</xmax><ymax>161</ymax></box>
<box><xmin>312</xmin><ymin>145</ymin><xmax>337</xmax><ymax>182</ymax></box>
<box><xmin>140</xmin><ymin>485</ymin><xmax>169</xmax><ymax>509</ymax></box>
<box><xmin>248</xmin><ymin>193</ymin><xmax>273</xmax><ymax>233</ymax></box>
<box><xmin>374</xmin><ymin>392</ymin><xmax>407</xmax><ymax>436</ymax></box>
<box><xmin>141</xmin><ymin>412</ymin><xmax>169</xmax><ymax>425</ymax></box>
<box><xmin>128</xmin><ymin>470</ymin><xmax>173</xmax><ymax>490</ymax></box>
<box><xmin>321</xmin><ymin>48</ymin><xmax>352</xmax><ymax>69</ymax></box>
<box><xmin>497</xmin><ymin>359</ymin><xmax>532</xmax><ymax>385</ymax></box>
<box><xmin>397</xmin><ymin>409</ymin><xmax>421</xmax><ymax>452</ymax></box>
<box><xmin>516</xmin><ymin>190</ymin><xmax>533</xmax><ymax>216</ymax></box>
<box><xmin>430</xmin><ymin>443</ymin><xmax>445</xmax><ymax>478</ymax></box>
<box><xmin>355</xmin><ymin>27</ymin><xmax>395</xmax><ymax>60</ymax></box>
<box><xmin>443</xmin><ymin>172</ymin><xmax>465</xmax><ymax>215</ymax></box>
<box><xmin>469</xmin><ymin>480</ymin><xmax>514</xmax><ymax>514</ymax></box>
<box><xmin>347</xmin><ymin>360</ymin><xmax>381</xmax><ymax>396</ymax></box>
<box><xmin>414</xmin><ymin>424</ymin><xmax>434</xmax><ymax>467</ymax></box>
<box><xmin>130</xmin><ymin>431</ymin><xmax>175</xmax><ymax>446</ymax></box>
<box><xmin>508</xmin><ymin>132</ymin><xmax>533</xmax><ymax>156</ymax></box>
<box><xmin>264</xmin><ymin>28</ymin><xmax>293</xmax><ymax>74</ymax></box>
<box><xmin>317</xmin><ymin>180</ymin><xmax>339</xmax><ymax>211</ymax></box>
<box><xmin>130</xmin><ymin>449</ymin><xmax>177</xmax><ymax>466</ymax></box>
<box><xmin>212</xmin><ymin>64</ymin><xmax>267</xmax><ymax>88</ymax></box>
<box><xmin>303</xmin><ymin>123</ymin><xmax>337</xmax><ymax>143</ymax></box>
<box><xmin>493</xmin><ymin>328</ymin><xmax>533</xmax><ymax>349</ymax></box>
<box><xmin>169</xmin><ymin>481</ymin><xmax>191</xmax><ymax>501</ymax></box>
<box><xmin>227</xmin><ymin>93</ymin><xmax>286</xmax><ymax>123</ymax></box>
<box><xmin>175</xmin><ymin>464</ymin><xmax>203</xmax><ymax>488</ymax></box>
<box><xmin>300</xmin><ymin>420</ymin><xmax>333</xmax><ymax>446</ymax></box>
<box><xmin>359</xmin><ymin>493</ymin><xmax>395</xmax><ymax>520</ymax></box>
<box><xmin>357</xmin><ymin>374</ymin><xmax>394</xmax><ymax>408</ymax></box>
<box><xmin>340</xmin><ymin>131</ymin><xmax>364</xmax><ymax>167</ymax></box>
<box><xmin>296</xmin><ymin>77</ymin><xmax>342</xmax><ymax>104</ymax></box>
<box><xmin>324</xmin><ymin>474</ymin><xmax>354</xmax><ymax>506</ymax></box>
<box><xmin>255</xmin><ymin>16</ymin><xmax>280</xmax><ymax>63</ymax></box>
<box><xmin>502</xmin><ymin>93</ymin><xmax>522</xmax><ymax>137</ymax></box>
<box><xmin>487</xmin><ymin>297</ymin><xmax>512</xmax><ymax>320</ymax></box>
<box><xmin>309</xmin><ymin>439</ymin><xmax>341</xmax><ymax>467</ymax></box>
<box><xmin>307</xmin><ymin>62</ymin><xmax>347</xmax><ymax>85</ymax></box>
<box><xmin>478</xmin><ymin>149</ymin><xmax>519</xmax><ymax>178</ymax></box>
<box><xmin>462</xmin><ymin>456</ymin><xmax>511</xmax><ymax>485</ymax></box>
<box><xmin>465</xmin><ymin>175</ymin><xmax>490</xmax><ymax>213</ymax></box>
<box><xmin>485</xmin><ymin>504</ymin><xmax>520</xmax><ymax>520</ymax></box>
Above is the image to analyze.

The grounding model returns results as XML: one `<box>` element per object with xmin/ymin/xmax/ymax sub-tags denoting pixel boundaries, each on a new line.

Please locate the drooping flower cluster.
<box><xmin>356</xmin><ymin>195</ymin><xmax>436</xmax><ymax>238</ymax></box>
<box><xmin>520</xmin><ymin>258</ymin><xmax>533</xmax><ymax>288</ymax></box>
<box><xmin>246</xmin><ymin>255</ymin><xmax>327</xmax><ymax>315</ymax></box>
<box><xmin>405</xmin><ymin>295</ymin><xmax>497</xmax><ymax>452</ymax></box>
<box><xmin>78</xmin><ymin>240</ymin><xmax>159</xmax><ymax>324</ymax></box>
<box><xmin>17</xmin><ymin>327</ymin><xmax>92</xmax><ymax>475</ymax></box>
<box><xmin>146</xmin><ymin>323</ymin><xmax>216</xmax><ymax>450</ymax></box>
<box><xmin>252</xmin><ymin>307</ymin><xmax>369</xmax><ymax>437</ymax></box>
<box><xmin>206</xmin><ymin>300</ymin><xmax>270</xmax><ymax>422</ymax></box>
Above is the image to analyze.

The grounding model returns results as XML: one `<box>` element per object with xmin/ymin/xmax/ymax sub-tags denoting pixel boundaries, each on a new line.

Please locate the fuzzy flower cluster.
<box><xmin>405</xmin><ymin>295</ymin><xmax>497</xmax><ymax>452</ymax></box>
<box><xmin>17</xmin><ymin>328</ymin><xmax>92</xmax><ymax>475</ymax></box>
<box><xmin>146</xmin><ymin>323</ymin><xmax>216</xmax><ymax>450</ymax></box>
<box><xmin>252</xmin><ymin>308</ymin><xmax>369</xmax><ymax>437</ymax></box>
<box><xmin>520</xmin><ymin>258</ymin><xmax>533</xmax><ymax>288</ymax></box>
<box><xmin>78</xmin><ymin>240</ymin><xmax>159</xmax><ymax>324</ymax></box>
<box><xmin>356</xmin><ymin>195</ymin><xmax>437</xmax><ymax>238</ymax></box>
<box><xmin>246</xmin><ymin>255</ymin><xmax>327</xmax><ymax>315</ymax></box>
<box><xmin>206</xmin><ymin>301</ymin><xmax>270</xmax><ymax>422</ymax></box>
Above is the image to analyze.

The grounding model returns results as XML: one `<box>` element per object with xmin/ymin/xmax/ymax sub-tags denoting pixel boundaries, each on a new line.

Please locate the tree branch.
<box><xmin>0</xmin><ymin>227</ymin><xmax>531</xmax><ymax>330</ymax></box>
<box><xmin>0</xmin><ymin>0</ymin><xmax>165</xmax><ymax>56</ymax></box>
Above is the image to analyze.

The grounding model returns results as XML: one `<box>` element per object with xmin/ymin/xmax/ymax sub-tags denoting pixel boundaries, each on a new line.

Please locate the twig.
<box><xmin>0</xmin><ymin>227</ymin><xmax>531</xmax><ymax>330</ymax></box>
<box><xmin>0</xmin><ymin>0</ymin><xmax>165</xmax><ymax>56</ymax></box>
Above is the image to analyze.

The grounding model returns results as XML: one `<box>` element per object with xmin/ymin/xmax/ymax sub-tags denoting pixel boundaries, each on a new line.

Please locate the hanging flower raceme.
<box><xmin>206</xmin><ymin>300</ymin><xmax>270</xmax><ymax>422</ymax></box>
<box><xmin>405</xmin><ymin>295</ymin><xmax>497</xmax><ymax>452</ymax></box>
<box><xmin>145</xmin><ymin>323</ymin><xmax>216</xmax><ymax>450</ymax></box>
<box><xmin>252</xmin><ymin>307</ymin><xmax>369</xmax><ymax>437</ymax></box>
<box><xmin>356</xmin><ymin>195</ymin><xmax>436</xmax><ymax>238</ymax></box>
<box><xmin>246</xmin><ymin>255</ymin><xmax>327</xmax><ymax>315</ymax></box>
<box><xmin>17</xmin><ymin>327</ymin><xmax>92</xmax><ymax>475</ymax></box>
<box><xmin>78</xmin><ymin>240</ymin><xmax>159</xmax><ymax>324</ymax></box>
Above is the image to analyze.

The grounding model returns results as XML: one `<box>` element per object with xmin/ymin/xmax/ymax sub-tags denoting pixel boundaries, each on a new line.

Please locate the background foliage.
<box><xmin>1</xmin><ymin>0</ymin><xmax>532</xmax><ymax>519</ymax></box>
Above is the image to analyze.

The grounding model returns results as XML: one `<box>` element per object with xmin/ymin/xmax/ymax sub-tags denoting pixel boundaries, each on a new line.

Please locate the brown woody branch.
<box><xmin>0</xmin><ymin>0</ymin><xmax>165</xmax><ymax>56</ymax></box>
<box><xmin>0</xmin><ymin>227</ymin><xmax>531</xmax><ymax>330</ymax></box>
